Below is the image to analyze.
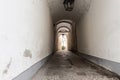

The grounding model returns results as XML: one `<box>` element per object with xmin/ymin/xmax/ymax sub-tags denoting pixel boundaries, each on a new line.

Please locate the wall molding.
<box><xmin>12</xmin><ymin>53</ymin><xmax>53</xmax><ymax>80</ymax></box>
<box><xmin>75</xmin><ymin>52</ymin><xmax>120</xmax><ymax>78</ymax></box>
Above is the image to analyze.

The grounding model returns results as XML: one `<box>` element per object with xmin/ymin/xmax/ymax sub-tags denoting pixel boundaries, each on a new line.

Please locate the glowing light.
<box><xmin>59</xmin><ymin>34</ymin><xmax>68</xmax><ymax>50</ymax></box>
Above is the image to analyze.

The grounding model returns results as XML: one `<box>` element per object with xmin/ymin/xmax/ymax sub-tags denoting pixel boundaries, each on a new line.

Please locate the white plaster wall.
<box><xmin>0</xmin><ymin>0</ymin><xmax>53</xmax><ymax>80</ymax></box>
<box><xmin>47</xmin><ymin>0</ymin><xmax>91</xmax><ymax>23</ymax></box>
<box><xmin>77</xmin><ymin>0</ymin><xmax>120</xmax><ymax>63</ymax></box>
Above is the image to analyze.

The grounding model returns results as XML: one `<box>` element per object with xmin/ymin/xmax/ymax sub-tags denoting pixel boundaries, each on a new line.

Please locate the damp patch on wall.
<box><xmin>3</xmin><ymin>58</ymin><xmax>12</xmax><ymax>74</ymax></box>
<box><xmin>23</xmin><ymin>49</ymin><xmax>32</xmax><ymax>58</ymax></box>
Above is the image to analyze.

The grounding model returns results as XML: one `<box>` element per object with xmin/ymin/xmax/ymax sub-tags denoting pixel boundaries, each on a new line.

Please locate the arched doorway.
<box><xmin>55</xmin><ymin>19</ymin><xmax>77</xmax><ymax>51</ymax></box>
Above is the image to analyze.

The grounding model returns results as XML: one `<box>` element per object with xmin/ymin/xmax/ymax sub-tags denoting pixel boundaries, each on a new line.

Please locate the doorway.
<box><xmin>58</xmin><ymin>33</ymin><xmax>68</xmax><ymax>51</ymax></box>
<box><xmin>55</xmin><ymin>20</ymin><xmax>76</xmax><ymax>51</ymax></box>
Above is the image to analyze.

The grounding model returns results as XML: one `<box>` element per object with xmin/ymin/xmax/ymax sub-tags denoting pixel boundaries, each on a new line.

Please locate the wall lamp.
<box><xmin>63</xmin><ymin>0</ymin><xmax>75</xmax><ymax>11</ymax></box>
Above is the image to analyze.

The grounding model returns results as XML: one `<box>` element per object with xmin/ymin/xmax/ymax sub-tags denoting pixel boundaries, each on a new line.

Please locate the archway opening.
<box><xmin>55</xmin><ymin>20</ymin><xmax>76</xmax><ymax>52</ymax></box>
<box><xmin>58</xmin><ymin>34</ymin><xmax>68</xmax><ymax>50</ymax></box>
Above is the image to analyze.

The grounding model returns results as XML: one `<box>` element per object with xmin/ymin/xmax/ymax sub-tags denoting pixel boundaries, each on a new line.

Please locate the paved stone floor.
<box><xmin>32</xmin><ymin>51</ymin><xmax>119</xmax><ymax>80</ymax></box>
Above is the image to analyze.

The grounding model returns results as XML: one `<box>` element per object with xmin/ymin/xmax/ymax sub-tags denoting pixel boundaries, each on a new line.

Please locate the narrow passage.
<box><xmin>32</xmin><ymin>51</ymin><xmax>119</xmax><ymax>80</ymax></box>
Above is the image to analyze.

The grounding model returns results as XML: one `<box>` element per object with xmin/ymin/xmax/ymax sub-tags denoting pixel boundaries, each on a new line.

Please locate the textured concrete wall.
<box><xmin>0</xmin><ymin>0</ymin><xmax>53</xmax><ymax>80</ymax></box>
<box><xmin>77</xmin><ymin>0</ymin><xmax>120</xmax><ymax>63</ymax></box>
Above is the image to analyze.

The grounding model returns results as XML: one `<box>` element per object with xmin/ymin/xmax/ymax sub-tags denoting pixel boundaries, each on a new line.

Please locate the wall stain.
<box><xmin>23</xmin><ymin>49</ymin><xmax>32</xmax><ymax>58</ymax></box>
<box><xmin>3</xmin><ymin>58</ymin><xmax>12</xmax><ymax>74</ymax></box>
<box><xmin>3</xmin><ymin>69</ymin><xmax>8</xmax><ymax>74</ymax></box>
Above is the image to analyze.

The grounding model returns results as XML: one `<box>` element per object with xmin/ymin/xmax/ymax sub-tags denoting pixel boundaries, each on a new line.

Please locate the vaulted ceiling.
<box><xmin>47</xmin><ymin>0</ymin><xmax>91</xmax><ymax>24</ymax></box>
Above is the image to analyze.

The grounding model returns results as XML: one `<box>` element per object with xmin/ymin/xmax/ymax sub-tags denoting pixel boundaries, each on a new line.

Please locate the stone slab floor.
<box><xmin>32</xmin><ymin>51</ymin><xmax>119</xmax><ymax>80</ymax></box>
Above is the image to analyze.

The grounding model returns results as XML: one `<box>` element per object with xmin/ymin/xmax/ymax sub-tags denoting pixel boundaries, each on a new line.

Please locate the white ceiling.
<box><xmin>47</xmin><ymin>0</ymin><xmax>91</xmax><ymax>24</ymax></box>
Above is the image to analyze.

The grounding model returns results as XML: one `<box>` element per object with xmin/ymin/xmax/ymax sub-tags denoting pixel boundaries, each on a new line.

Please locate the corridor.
<box><xmin>1</xmin><ymin>0</ymin><xmax>120</xmax><ymax>80</ymax></box>
<box><xmin>32</xmin><ymin>51</ymin><xmax>119</xmax><ymax>80</ymax></box>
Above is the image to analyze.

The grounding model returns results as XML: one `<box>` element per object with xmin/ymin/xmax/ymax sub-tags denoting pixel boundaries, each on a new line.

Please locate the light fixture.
<box><xmin>63</xmin><ymin>0</ymin><xmax>75</xmax><ymax>11</ymax></box>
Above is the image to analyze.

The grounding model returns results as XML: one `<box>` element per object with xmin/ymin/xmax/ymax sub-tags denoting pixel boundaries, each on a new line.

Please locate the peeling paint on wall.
<box><xmin>23</xmin><ymin>49</ymin><xmax>32</xmax><ymax>58</ymax></box>
<box><xmin>0</xmin><ymin>0</ymin><xmax>53</xmax><ymax>79</ymax></box>
<box><xmin>3</xmin><ymin>69</ymin><xmax>8</xmax><ymax>74</ymax></box>
<box><xmin>3</xmin><ymin>58</ymin><xmax>12</xmax><ymax>74</ymax></box>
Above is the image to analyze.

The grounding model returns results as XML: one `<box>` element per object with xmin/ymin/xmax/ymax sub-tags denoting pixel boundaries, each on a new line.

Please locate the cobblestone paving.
<box><xmin>32</xmin><ymin>51</ymin><xmax>119</xmax><ymax>80</ymax></box>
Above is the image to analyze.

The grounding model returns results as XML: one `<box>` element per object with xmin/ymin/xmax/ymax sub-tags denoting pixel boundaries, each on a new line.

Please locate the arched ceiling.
<box><xmin>56</xmin><ymin>22</ymin><xmax>72</xmax><ymax>30</ymax></box>
<box><xmin>57</xmin><ymin>27</ymin><xmax>70</xmax><ymax>33</ymax></box>
<box><xmin>47</xmin><ymin>0</ymin><xmax>91</xmax><ymax>24</ymax></box>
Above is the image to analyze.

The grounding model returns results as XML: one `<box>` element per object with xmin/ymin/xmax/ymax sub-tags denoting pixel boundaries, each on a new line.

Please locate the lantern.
<box><xmin>63</xmin><ymin>0</ymin><xmax>75</xmax><ymax>11</ymax></box>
